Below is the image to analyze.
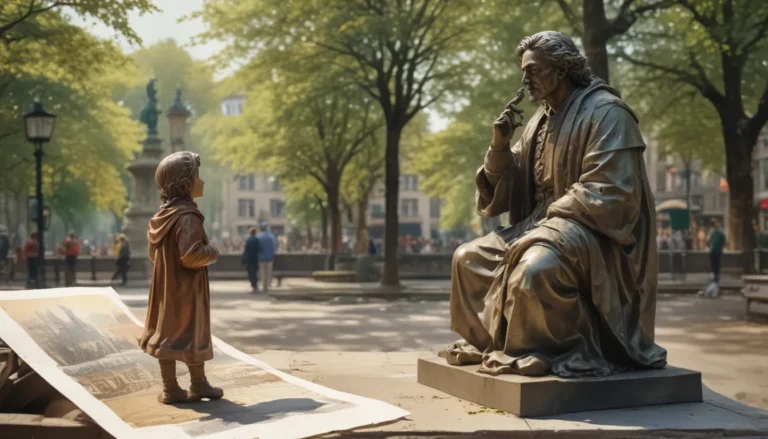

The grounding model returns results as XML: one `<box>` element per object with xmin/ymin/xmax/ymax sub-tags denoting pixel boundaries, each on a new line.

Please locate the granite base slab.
<box><xmin>417</xmin><ymin>357</ymin><xmax>702</xmax><ymax>417</ymax></box>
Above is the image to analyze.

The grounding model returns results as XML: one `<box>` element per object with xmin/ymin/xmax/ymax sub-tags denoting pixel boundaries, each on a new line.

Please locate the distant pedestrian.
<box><xmin>257</xmin><ymin>222</ymin><xmax>277</xmax><ymax>293</ymax></box>
<box><xmin>82</xmin><ymin>239</ymin><xmax>97</xmax><ymax>281</ymax></box>
<box><xmin>111</xmin><ymin>235</ymin><xmax>131</xmax><ymax>285</ymax></box>
<box><xmin>671</xmin><ymin>231</ymin><xmax>685</xmax><ymax>280</ymax></box>
<box><xmin>707</xmin><ymin>219</ymin><xmax>726</xmax><ymax>284</ymax></box>
<box><xmin>24</xmin><ymin>232</ymin><xmax>40</xmax><ymax>288</ymax></box>
<box><xmin>241</xmin><ymin>228</ymin><xmax>261</xmax><ymax>294</ymax></box>
<box><xmin>754</xmin><ymin>221</ymin><xmax>768</xmax><ymax>249</ymax></box>
<box><xmin>0</xmin><ymin>228</ymin><xmax>9</xmax><ymax>282</ymax></box>
<box><xmin>60</xmin><ymin>232</ymin><xmax>81</xmax><ymax>287</ymax></box>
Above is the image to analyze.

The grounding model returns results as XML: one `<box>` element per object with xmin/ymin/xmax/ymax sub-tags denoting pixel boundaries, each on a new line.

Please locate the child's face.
<box><xmin>188</xmin><ymin>170</ymin><xmax>205</xmax><ymax>199</ymax></box>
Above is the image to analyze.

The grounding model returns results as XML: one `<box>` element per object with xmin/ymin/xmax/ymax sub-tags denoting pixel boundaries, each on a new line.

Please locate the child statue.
<box><xmin>138</xmin><ymin>151</ymin><xmax>223</xmax><ymax>404</ymax></box>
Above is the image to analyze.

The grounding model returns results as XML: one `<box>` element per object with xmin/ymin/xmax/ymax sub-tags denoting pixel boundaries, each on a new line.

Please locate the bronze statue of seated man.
<box><xmin>440</xmin><ymin>31</ymin><xmax>667</xmax><ymax>378</ymax></box>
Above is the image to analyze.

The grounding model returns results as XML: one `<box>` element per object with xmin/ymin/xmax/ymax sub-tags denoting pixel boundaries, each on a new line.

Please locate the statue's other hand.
<box><xmin>491</xmin><ymin>105</ymin><xmax>524</xmax><ymax>150</ymax></box>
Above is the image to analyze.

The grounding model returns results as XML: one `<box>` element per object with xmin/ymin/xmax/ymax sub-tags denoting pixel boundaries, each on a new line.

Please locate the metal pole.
<box><xmin>35</xmin><ymin>144</ymin><xmax>45</xmax><ymax>288</ymax></box>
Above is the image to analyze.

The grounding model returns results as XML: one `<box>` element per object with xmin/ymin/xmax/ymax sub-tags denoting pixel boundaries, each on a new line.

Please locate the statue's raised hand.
<box><xmin>492</xmin><ymin>87</ymin><xmax>525</xmax><ymax>150</ymax></box>
<box><xmin>492</xmin><ymin>100</ymin><xmax>524</xmax><ymax>150</ymax></box>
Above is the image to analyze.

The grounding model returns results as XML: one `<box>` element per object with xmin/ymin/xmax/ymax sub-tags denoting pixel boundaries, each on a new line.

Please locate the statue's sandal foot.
<box><xmin>188</xmin><ymin>380</ymin><xmax>224</xmax><ymax>401</ymax></box>
<box><xmin>157</xmin><ymin>386</ymin><xmax>188</xmax><ymax>404</ymax></box>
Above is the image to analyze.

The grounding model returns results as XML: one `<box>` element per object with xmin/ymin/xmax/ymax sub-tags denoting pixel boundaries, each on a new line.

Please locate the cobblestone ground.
<box><xmin>122</xmin><ymin>280</ymin><xmax>768</xmax><ymax>410</ymax></box>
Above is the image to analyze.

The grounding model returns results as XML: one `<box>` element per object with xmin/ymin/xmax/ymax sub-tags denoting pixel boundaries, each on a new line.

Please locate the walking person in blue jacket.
<box><xmin>257</xmin><ymin>221</ymin><xmax>277</xmax><ymax>293</ymax></box>
<box><xmin>241</xmin><ymin>228</ymin><xmax>261</xmax><ymax>294</ymax></box>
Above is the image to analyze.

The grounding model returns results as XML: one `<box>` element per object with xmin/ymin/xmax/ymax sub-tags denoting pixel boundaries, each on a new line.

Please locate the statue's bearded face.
<box><xmin>520</xmin><ymin>49</ymin><xmax>565</xmax><ymax>103</ymax></box>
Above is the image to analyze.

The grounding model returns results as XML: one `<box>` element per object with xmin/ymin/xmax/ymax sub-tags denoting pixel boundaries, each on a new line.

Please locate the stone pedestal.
<box><xmin>121</xmin><ymin>136</ymin><xmax>163</xmax><ymax>272</ymax></box>
<box><xmin>417</xmin><ymin>357</ymin><xmax>702</xmax><ymax>417</ymax></box>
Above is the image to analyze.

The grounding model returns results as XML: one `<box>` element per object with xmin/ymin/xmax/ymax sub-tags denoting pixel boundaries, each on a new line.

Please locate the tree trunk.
<box><xmin>582</xmin><ymin>0</ymin><xmax>610</xmax><ymax>83</ymax></box>
<box><xmin>326</xmin><ymin>185</ymin><xmax>343</xmax><ymax>255</ymax></box>
<box><xmin>684</xmin><ymin>158</ymin><xmax>692</xmax><ymax>227</ymax></box>
<box><xmin>319</xmin><ymin>203</ymin><xmax>329</xmax><ymax>251</ymax></box>
<box><xmin>305</xmin><ymin>218</ymin><xmax>314</xmax><ymax>248</ymax></box>
<box><xmin>354</xmin><ymin>198</ymin><xmax>370</xmax><ymax>255</ymax></box>
<box><xmin>723</xmin><ymin>122</ymin><xmax>756</xmax><ymax>272</ymax></box>
<box><xmin>382</xmin><ymin>123</ymin><xmax>402</xmax><ymax>286</ymax></box>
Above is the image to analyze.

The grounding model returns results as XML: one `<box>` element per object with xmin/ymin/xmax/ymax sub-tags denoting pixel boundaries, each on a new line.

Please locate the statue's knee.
<box><xmin>519</xmin><ymin>246</ymin><xmax>558</xmax><ymax>285</ymax></box>
<box><xmin>452</xmin><ymin>242</ymin><xmax>474</xmax><ymax>267</ymax></box>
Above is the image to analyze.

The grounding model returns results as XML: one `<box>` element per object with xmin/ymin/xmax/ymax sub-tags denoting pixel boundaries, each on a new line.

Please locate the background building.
<box><xmin>216</xmin><ymin>95</ymin><xmax>445</xmax><ymax>248</ymax></box>
<box><xmin>221</xmin><ymin>172</ymin><xmax>289</xmax><ymax>239</ymax></box>
<box><xmin>753</xmin><ymin>128</ymin><xmax>768</xmax><ymax>229</ymax></box>
<box><xmin>365</xmin><ymin>175</ymin><xmax>442</xmax><ymax>240</ymax></box>
<box><xmin>644</xmin><ymin>139</ymin><xmax>728</xmax><ymax>230</ymax></box>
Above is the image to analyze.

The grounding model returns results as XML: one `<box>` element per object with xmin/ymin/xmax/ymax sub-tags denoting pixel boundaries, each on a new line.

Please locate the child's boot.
<box><xmin>158</xmin><ymin>360</ymin><xmax>188</xmax><ymax>404</ymax></box>
<box><xmin>187</xmin><ymin>362</ymin><xmax>224</xmax><ymax>401</ymax></box>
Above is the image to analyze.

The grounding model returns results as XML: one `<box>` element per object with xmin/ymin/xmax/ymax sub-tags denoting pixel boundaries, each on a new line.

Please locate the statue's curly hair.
<box><xmin>155</xmin><ymin>151</ymin><xmax>200</xmax><ymax>205</ymax></box>
<box><xmin>516</xmin><ymin>31</ymin><xmax>593</xmax><ymax>87</ymax></box>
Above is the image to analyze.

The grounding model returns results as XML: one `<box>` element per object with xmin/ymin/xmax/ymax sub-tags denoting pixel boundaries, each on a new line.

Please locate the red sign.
<box><xmin>761</xmin><ymin>199</ymin><xmax>768</xmax><ymax>210</ymax></box>
<box><xmin>719</xmin><ymin>178</ymin><xmax>728</xmax><ymax>193</ymax></box>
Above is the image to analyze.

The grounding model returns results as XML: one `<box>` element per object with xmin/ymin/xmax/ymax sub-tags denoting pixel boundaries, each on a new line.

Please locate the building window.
<box><xmin>400</xmin><ymin>175</ymin><xmax>418</xmax><ymax>192</ymax></box>
<box><xmin>236</xmin><ymin>225</ymin><xmax>251</xmax><ymax>237</ymax></box>
<box><xmin>400</xmin><ymin>198</ymin><xmax>419</xmax><ymax>217</ymax></box>
<box><xmin>271</xmin><ymin>177</ymin><xmax>282</xmax><ymax>192</ymax></box>
<box><xmin>238</xmin><ymin>174</ymin><xmax>255</xmax><ymax>191</ymax></box>
<box><xmin>238</xmin><ymin>199</ymin><xmax>255</xmax><ymax>218</ymax></box>
<box><xmin>690</xmin><ymin>195</ymin><xmax>703</xmax><ymax>209</ymax></box>
<box><xmin>429</xmin><ymin>198</ymin><xmax>441</xmax><ymax>219</ymax></box>
<box><xmin>370</xmin><ymin>204</ymin><xmax>385</xmax><ymax>219</ymax></box>
<box><xmin>656</xmin><ymin>171</ymin><xmax>666</xmax><ymax>192</ymax></box>
<box><xmin>270</xmin><ymin>199</ymin><xmax>285</xmax><ymax>218</ymax></box>
<box><xmin>719</xmin><ymin>193</ymin><xmax>727</xmax><ymax>210</ymax></box>
<box><xmin>761</xmin><ymin>159</ymin><xmax>768</xmax><ymax>191</ymax></box>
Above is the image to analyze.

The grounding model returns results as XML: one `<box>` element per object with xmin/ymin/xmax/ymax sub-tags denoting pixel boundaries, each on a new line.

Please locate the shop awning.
<box><xmin>656</xmin><ymin>199</ymin><xmax>701</xmax><ymax>212</ymax></box>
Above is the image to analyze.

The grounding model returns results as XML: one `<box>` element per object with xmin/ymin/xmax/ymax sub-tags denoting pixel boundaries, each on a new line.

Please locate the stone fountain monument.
<box><xmin>121</xmin><ymin>79</ymin><xmax>163</xmax><ymax>266</ymax></box>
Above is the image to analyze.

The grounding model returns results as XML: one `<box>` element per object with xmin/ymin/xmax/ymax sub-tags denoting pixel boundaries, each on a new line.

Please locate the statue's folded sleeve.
<box><xmin>476</xmin><ymin>141</ymin><xmax>521</xmax><ymax>217</ymax></box>
<box><xmin>546</xmin><ymin>104</ymin><xmax>646</xmax><ymax>246</ymax></box>
<box><xmin>177</xmin><ymin>214</ymin><xmax>219</xmax><ymax>269</ymax></box>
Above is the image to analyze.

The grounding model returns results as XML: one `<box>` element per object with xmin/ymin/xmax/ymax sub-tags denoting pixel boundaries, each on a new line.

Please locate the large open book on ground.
<box><xmin>0</xmin><ymin>287</ymin><xmax>408</xmax><ymax>438</ymax></box>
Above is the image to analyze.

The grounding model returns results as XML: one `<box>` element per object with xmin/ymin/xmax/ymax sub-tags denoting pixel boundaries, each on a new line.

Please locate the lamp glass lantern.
<box><xmin>24</xmin><ymin>101</ymin><xmax>57</xmax><ymax>143</ymax></box>
<box><xmin>168</xmin><ymin>111</ymin><xmax>187</xmax><ymax>141</ymax></box>
<box><xmin>167</xmin><ymin>89</ymin><xmax>191</xmax><ymax>144</ymax></box>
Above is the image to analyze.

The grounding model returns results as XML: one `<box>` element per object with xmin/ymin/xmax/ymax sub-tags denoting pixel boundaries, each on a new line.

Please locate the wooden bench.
<box><xmin>744</xmin><ymin>289</ymin><xmax>768</xmax><ymax>321</ymax></box>
<box><xmin>741</xmin><ymin>275</ymin><xmax>768</xmax><ymax>320</ymax></box>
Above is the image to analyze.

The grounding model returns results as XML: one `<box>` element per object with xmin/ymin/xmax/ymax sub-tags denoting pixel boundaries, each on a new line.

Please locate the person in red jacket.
<box><xmin>24</xmin><ymin>232</ymin><xmax>40</xmax><ymax>288</ymax></box>
<box><xmin>60</xmin><ymin>233</ymin><xmax>81</xmax><ymax>287</ymax></box>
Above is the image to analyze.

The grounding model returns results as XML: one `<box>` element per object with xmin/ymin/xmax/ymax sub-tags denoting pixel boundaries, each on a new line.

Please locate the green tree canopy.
<box><xmin>0</xmin><ymin>4</ymin><xmax>145</xmax><ymax>235</ymax></box>
<box><xmin>196</xmin><ymin>71</ymin><xmax>381</xmax><ymax>255</ymax></box>
<box><xmin>193</xmin><ymin>0</ymin><xmax>502</xmax><ymax>284</ymax></box>
<box><xmin>0</xmin><ymin>0</ymin><xmax>157</xmax><ymax>44</ymax></box>
<box><xmin>615</xmin><ymin>0</ymin><xmax>768</xmax><ymax>259</ymax></box>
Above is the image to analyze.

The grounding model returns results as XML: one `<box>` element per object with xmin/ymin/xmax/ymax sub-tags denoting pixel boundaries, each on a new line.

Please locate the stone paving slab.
<box><xmin>2</xmin><ymin>275</ymin><xmax>745</xmax><ymax>299</ymax></box>
<box><xmin>267</xmin><ymin>277</ymin><xmax>744</xmax><ymax>301</ymax></box>
<box><xmin>254</xmin><ymin>350</ymin><xmax>768</xmax><ymax>438</ymax></box>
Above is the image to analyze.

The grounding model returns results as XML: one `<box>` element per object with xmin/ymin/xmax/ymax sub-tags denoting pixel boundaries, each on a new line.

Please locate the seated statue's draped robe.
<box><xmin>442</xmin><ymin>80</ymin><xmax>668</xmax><ymax>377</ymax></box>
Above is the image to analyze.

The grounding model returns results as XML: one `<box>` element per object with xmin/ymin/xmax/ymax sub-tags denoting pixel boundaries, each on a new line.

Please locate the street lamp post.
<box><xmin>23</xmin><ymin>100</ymin><xmax>56</xmax><ymax>288</ymax></box>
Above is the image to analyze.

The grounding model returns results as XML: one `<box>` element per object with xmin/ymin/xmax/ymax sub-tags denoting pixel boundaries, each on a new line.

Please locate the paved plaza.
<box><xmin>114</xmin><ymin>279</ymin><xmax>768</xmax><ymax>437</ymax></box>
<box><xmin>2</xmin><ymin>279</ymin><xmax>767</xmax><ymax>436</ymax></box>
<box><xmin>119</xmin><ymin>280</ymin><xmax>768</xmax><ymax>409</ymax></box>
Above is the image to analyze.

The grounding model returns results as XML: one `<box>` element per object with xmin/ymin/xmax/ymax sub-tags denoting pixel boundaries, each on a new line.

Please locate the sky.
<box><xmin>70</xmin><ymin>0</ymin><xmax>223</xmax><ymax>61</ymax></box>
<box><xmin>71</xmin><ymin>0</ymin><xmax>449</xmax><ymax>132</ymax></box>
